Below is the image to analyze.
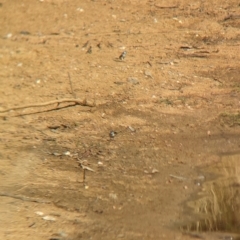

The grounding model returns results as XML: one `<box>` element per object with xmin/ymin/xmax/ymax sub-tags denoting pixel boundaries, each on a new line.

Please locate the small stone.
<box><xmin>144</xmin><ymin>70</ymin><xmax>153</xmax><ymax>79</ymax></box>
<box><xmin>109</xmin><ymin>131</ymin><xmax>117</xmax><ymax>138</ymax></box>
<box><xmin>6</xmin><ymin>33</ymin><xmax>12</xmax><ymax>39</ymax></box>
<box><xmin>64</xmin><ymin>151</ymin><xmax>71</xmax><ymax>156</ymax></box>
<box><xmin>53</xmin><ymin>152</ymin><xmax>61</xmax><ymax>156</ymax></box>
<box><xmin>35</xmin><ymin>211</ymin><xmax>44</xmax><ymax>216</ymax></box>
<box><xmin>77</xmin><ymin>8</ymin><xmax>84</xmax><ymax>12</ymax></box>
<box><xmin>152</xmin><ymin>169</ymin><xmax>159</xmax><ymax>174</ymax></box>
<box><xmin>109</xmin><ymin>193</ymin><xmax>117</xmax><ymax>200</ymax></box>
<box><xmin>42</xmin><ymin>215</ymin><xmax>56</xmax><ymax>221</ymax></box>
<box><xmin>119</xmin><ymin>51</ymin><xmax>127</xmax><ymax>60</ymax></box>
<box><xmin>127</xmin><ymin>77</ymin><xmax>139</xmax><ymax>85</ymax></box>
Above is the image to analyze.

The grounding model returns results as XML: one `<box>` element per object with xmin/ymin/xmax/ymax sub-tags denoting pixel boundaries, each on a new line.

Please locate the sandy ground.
<box><xmin>1</xmin><ymin>0</ymin><xmax>240</xmax><ymax>239</ymax></box>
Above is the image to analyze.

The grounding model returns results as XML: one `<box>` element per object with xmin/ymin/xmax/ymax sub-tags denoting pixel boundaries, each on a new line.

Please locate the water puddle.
<box><xmin>181</xmin><ymin>153</ymin><xmax>240</xmax><ymax>239</ymax></box>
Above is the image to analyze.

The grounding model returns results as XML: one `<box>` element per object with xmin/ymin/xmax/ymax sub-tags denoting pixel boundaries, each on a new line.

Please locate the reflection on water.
<box><xmin>181</xmin><ymin>154</ymin><xmax>240</xmax><ymax>235</ymax></box>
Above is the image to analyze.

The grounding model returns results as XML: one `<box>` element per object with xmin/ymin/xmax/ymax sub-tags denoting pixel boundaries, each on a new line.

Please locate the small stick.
<box><xmin>0</xmin><ymin>98</ymin><xmax>95</xmax><ymax>113</ymax></box>
<box><xmin>83</xmin><ymin>169</ymin><xmax>86</xmax><ymax>183</ymax></box>
<box><xmin>29</xmin><ymin>222</ymin><xmax>36</xmax><ymax>228</ymax></box>
<box><xmin>78</xmin><ymin>159</ymin><xmax>95</xmax><ymax>185</ymax></box>
<box><xmin>68</xmin><ymin>72</ymin><xmax>77</xmax><ymax>99</ymax></box>
<box><xmin>77</xmin><ymin>159</ymin><xmax>95</xmax><ymax>172</ymax></box>
<box><xmin>0</xmin><ymin>192</ymin><xmax>51</xmax><ymax>203</ymax></box>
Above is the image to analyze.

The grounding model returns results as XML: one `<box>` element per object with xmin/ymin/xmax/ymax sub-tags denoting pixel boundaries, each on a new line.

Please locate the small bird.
<box><xmin>119</xmin><ymin>51</ymin><xmax>127</xmax><ymax>60</ymax></box>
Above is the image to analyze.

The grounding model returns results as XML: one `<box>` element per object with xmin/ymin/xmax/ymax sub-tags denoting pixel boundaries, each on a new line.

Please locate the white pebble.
<box><xmin>35</xmin><ymin>211</ymin><xmax>44</xmax><ymax>216</ymax></box>
<box><xmin>42</xmin><ymin>215</ymin><xmax>56</xmax><ymax>221</ymax></box>
<box><xmin>64</xmin><ymin>151</ymin><xmax>71</xmax><ymax>156</ymax></box>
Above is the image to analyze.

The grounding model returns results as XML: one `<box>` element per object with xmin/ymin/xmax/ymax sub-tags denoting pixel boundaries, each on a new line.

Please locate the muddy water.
<box><xmin>181</xmin><ymin>153</ymin><xmax>240</xmax><ymax>238</ymax></box>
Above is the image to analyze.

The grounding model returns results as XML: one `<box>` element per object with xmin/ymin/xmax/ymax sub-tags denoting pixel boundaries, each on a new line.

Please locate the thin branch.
<box><xmin>68</xmin><ymin>72</ymin><xmax>77</xmax><ymax>99</ymax></box>
<box><xmin>0</xmin><ymin>192</ymin><xmax>51</xmax><ymax>204</ymax></box>
<box><xmin>0</xmin><ymin>98</ymin><xmax>95</xmax><ymax>113</ymax></box>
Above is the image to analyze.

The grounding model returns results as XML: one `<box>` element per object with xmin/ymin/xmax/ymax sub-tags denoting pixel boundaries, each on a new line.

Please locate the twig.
<box><xmin>161</xmin><ymin>85</ymin><xmax>182</xmax><ymax>91</ymax></box>
<box><xmin>223</xmin><ymin>14</ymin><xmax>240</xmax><ymax>21</ymax></box>
<box><xmin>83</xmin><ymin>169</ymin><xmax>86</xmax><ymax>183</ymax></box>
<box><xmin>78</xmin><ymin>160</ymin><xmax>95</xmax><ymax>172</ymax></box>
<box><xmin>29</xmin><ymin>222</ymin><xmax>36</xmax><ymax>228</ymax></box>
<box><xmin>0</xmin><ymin>192</ymin><xmax>51</xmax><ymax>203</ymax></box>
<box><xmin>154</xmin><ymin>4</ymin><xmax>178</xmax><ymax>8</ymax></box>
<box><xmin>77</xmin><ymin>159</ymin><xmax>95</xmax><ymax>185</ymax></box>
<box><xmin>68</xmin><ymin>72</ymin><xmax>77</xmax><ymax>99</ymax></box>
<box><xmin>169</xmin><ymin>174</ymin><xmax>186</xmax><ymax>181</ymax></box>
<box><xmin>0</xmin><ymin>98</ymin><xmax>95</xmax><ymax>113</ymax></box>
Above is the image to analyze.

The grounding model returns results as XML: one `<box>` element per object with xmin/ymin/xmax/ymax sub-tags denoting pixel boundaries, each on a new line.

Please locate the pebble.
<box><xmin>109</xmin><ymin>131</ymin><xmax>117</xmax><ymax>138</ymax></box>
<box><xmin>151</xmin><ymin>169</ymin><xmax>159</xmax><ymax>174</ymax></box>
<box><xmin>6</xmin><ymin>33</ymin><xmax>12</xmax><ymax>39</ymax></box>
<box><xmin>127</xmin><ymin>77</ymin><xmax>139</xmax><ymax>85</ymax></box>
<box><xmin>63</xmin><ymin>151</ymin><xmax>71</xmax><ymax>156</ymax></box>
<box><xmin>109</xmin><ymin>193</ymin><xmax>118</xmax><ymax>200</ymax></box>
<box><xmin>35</xmin><ymin>211</ymin><xmax>44</xmax><ymax>216</ymax></box>
<box><xmin>42</xmin><ymin>215</ymin><xmax>56</xmax><ymax>221</ymax></box>
<box><xmin>144</xmin><ymin>70</ymin><xmax>153</xmax><ymax>79</ymax></box>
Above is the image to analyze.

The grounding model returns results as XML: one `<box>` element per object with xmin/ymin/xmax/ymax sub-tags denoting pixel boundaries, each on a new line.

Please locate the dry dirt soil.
<box><xmin>1</xmin><ymin>0</ymin><xmax>240</xmax><ymax>239</ymax></box>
